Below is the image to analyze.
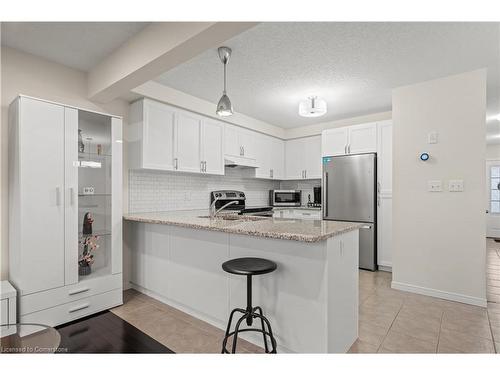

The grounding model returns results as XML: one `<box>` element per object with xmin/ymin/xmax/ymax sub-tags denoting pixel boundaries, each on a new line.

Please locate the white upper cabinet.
<box><xmin>304</xmin><ymin>135</ymin><xmax>322</xmax><ymax>179</ymax></box>
<box><xmin>322</xmin><ymin>123</ymin><xmax>377</xmax><ymax>157</ymax></box>
<box><xmin>321</xmin><ymin>127</ymin><xmax>349</xmax><ymax>156</ymax></box>
<box><xmin>224</xmin><ymin>124</ymin><xmax>257</xmax><ymax>160</ymax></box>
<box><xmin>255</xmin><ymin>134</ymin><xmax>284</xmax><ymax>180</ymax></box>
<box><xmin>284</xmin><ymin>136</ymin><xmax>321</xmax><ymax>180</ymax></box>
<box><xmin>130</xmin><ymin>99</ymin><xmax>224</xmax><ymax>175</ymax></box>
<box><xmin>271</xmin><ymin>137</ymin><xmax>285</xmax><ymax>180</ymax></box>
<box><xmin>285</xmin><ymin>138</ymin><xmax>305</xmax><ymax>180</ymax></box>
<box><xmin>130</xmin><ymin>98</ymin><xmax>176</xmax><ymax>171</ymax></box>
<box><xmin>376</xmin><ymin>120</ymin><xmax>393</xmax><ymax>194</ymax></box>
<box><xmin>201</xmin><ymin>119</ymin><xmax>225</xmax><ymax>175</ymax></box>
<box><xmin>175</xmin><ymin>110</ymin><xmax>202</xmax><ymax>173</ymax></box>
<box><xmin>348</xmin><ymin>123</ymin><xmax>377</xmax><ymax>154</ymax></box>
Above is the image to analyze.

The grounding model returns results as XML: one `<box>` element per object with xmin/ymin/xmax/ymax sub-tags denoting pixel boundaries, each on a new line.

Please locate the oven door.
<box><xmin>273</xmin><ymin>191</ymin><xmax>301</xmax><ymax>206</ymax></box>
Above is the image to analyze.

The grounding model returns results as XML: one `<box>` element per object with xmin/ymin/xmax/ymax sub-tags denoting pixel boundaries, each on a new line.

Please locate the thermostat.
<box><xmin>420</xmin><ymin>152</ymin><xmax>430</xmax><ymax>161</ymax></box>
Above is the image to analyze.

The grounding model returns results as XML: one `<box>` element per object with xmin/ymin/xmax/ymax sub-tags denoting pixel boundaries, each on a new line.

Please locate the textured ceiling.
<box><xmin>155</xmin><ymin>22</ymin><xmax>500</xmax><ymax>132</ymax></box>
<box><xmin>1</xmin><ymin>22</ymin><xmax>149</xmax><ymax>71</ymax></box>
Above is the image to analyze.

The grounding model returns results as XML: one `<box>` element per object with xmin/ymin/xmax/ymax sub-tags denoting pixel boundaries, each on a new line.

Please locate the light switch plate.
<box><xmin>449</xmin><ymin>180</ymin><xmax>464</xmax><ymax>192</ymax></box>
<box><xmin>428</xmin><ymin>180</ymin><xmax>442</xmax><ymax>192</ymax></box>
<box><xmin>428</xmin><ymin>131</ymin><xmax>438</xmax><ymax>144</ymax></box>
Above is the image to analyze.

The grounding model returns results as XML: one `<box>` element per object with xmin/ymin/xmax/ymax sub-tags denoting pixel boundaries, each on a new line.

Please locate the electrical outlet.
<box><xmin>428</xmin><ymin>180</ymin><xmax>442</xmax><ymax>192</ymax></box>
<box><xmin>448</xmin><ymin>180</ymin><xmax>464</xmax><ymax>192</ymax></box>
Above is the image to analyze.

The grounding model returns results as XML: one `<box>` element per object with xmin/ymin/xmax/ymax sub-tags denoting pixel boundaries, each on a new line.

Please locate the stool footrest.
<box><xmin>221</xmin><ymin>307</ymin><xmax>277</xmax><ymax>354</ymax></box>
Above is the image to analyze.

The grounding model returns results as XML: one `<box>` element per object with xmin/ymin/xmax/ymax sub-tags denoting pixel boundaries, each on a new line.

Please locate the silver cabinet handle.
<box><xmin>360</xmin><ymin>224</ymin><xmax>372</xmax><ymax>229</ymax></box>
<box><xmin>174</xmin><ymin>158</ymin><xmax>178</xmax><ymax>170</ymax></box>
<box><xmin>344</xmin><ymin>145</ymin><xmax>347</xmax><ymax>154</ymax></box>
<box><xmin>68</xmin><ymin>287</ymin><xmax>90</xmax><ymax>296</ymax></box>
<box><xmin>305</xmin><ymin>170</ymin><xmax>307</xmax><ymax>179</ymax></box>
<box><xmin>242</xmin><ymin>146</ymin><xmax>245</xmax><ymax>156</ymax></box>
<box><xmin>348</xmin><ymin>144</ymin><xmax>351</xmax><ymax>154</ymax></box>
<box><xmin>200</xmin><ymin>161</ymin><xmax>204</xmax><ymax>172</ymax></box>
<box><xmin>204</xmin><ymin>161</ymin><xmax>207</xmax><ymax>172</ymax></box>
<box><xmin>69</xmin><ymin>303</ymin><xmax>90</xmax><ymax>313</ymax></box>
<box><xmin>323</xmin><ymin>172</ymin><xmax>328</xmax><ymax>217</ymax></box>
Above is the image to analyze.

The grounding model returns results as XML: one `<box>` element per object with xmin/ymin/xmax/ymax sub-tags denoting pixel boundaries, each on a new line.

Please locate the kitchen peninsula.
<box><xmin>124</xmin><ymin>211</ymin><xmax>361</xmax><ymax>353</ymax></box>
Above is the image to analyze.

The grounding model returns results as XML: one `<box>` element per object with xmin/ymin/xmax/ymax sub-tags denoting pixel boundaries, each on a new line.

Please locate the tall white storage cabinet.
<box><xmin>8</xmin><ymin>95</ymin><xmax>123</xmax><ymax>327</ymax></box>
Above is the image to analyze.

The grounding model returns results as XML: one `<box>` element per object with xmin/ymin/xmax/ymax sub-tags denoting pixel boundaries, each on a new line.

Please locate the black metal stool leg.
<box><xmin>231</xmin><ymin>313</ymin><xmax>248</xmax><ymax>354</ymax></box>
<box><xmin>221</xmin><ymin>308</ymin><xmax>246</xmax><ymax>353</ymax></box>
<box><xmin>253</xmin><ymin>306</ymin><xmax>269</xmax><ymax>353</ymax></box>
<box><xmin>252</xmin><ymin>310</ymin><xmax>277</xmax><ymax>353</ymax></box>
<box><xmin>246</xmin><ymin>275</ymin><xmax>253</xmax><ymax>326</ymax></box>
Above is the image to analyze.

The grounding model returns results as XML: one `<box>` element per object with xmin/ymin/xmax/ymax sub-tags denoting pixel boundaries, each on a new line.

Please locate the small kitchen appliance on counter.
<box><xmin>269</xmin><ymin>190</ymin><xmax>302</xmax><ymax>207</ymax></box>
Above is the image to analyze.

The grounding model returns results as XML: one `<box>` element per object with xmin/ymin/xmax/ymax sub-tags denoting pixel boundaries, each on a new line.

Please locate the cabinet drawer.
<box><xmin>1</xmin><ymin>299</ymin><xmax>8</xmax><ymax>325</ymax></box>
<box><xmin>20</xmin><ymin>273</ymin><xmax>122</xmax><ymax>316</ymax></box>
<box><xmin>20</xmin><ymin>289</ymin><xmax>122</xmax><ymax>328</ymax></box>
<box><xmin>294</xmin><ymin>210</ymin><xmax>321</xmax><ymax>220</ymax></box>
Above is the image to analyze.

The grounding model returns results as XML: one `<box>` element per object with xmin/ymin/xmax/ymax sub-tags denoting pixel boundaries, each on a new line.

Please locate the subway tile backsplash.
<box><xmin>129</xmin><ymin>168</ymin><xmax>280</xmax><ymax>213</ymax></box>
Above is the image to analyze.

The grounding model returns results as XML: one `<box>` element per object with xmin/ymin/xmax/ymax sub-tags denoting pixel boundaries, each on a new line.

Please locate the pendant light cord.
<box><xmin>223</xmin><ymin>62</ymin><xmax>227</xmax><ymax>95</ymax></box>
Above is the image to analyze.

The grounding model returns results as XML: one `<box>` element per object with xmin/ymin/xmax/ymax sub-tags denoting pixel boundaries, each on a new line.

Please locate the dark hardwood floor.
<box><xmin>56</xmin><ymin>310</ymin><xmax>174</xmax><ymax>353</ymax></box>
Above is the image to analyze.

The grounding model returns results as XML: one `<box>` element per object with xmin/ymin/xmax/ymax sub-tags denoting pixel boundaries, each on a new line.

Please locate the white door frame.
<box><xmin>486</xmin><ymin>159</ymin><xmax>500</xmax><ymax>238</ymax></box>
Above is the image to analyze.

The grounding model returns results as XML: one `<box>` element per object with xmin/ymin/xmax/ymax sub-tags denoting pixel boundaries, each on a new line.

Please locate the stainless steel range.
<box><xmin>210</xmin><ymin>190</ymin><xmax>274</xmax><ymax>218</ymax></box>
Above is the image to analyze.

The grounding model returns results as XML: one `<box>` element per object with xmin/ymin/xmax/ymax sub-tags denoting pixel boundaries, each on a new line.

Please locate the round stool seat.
<box><xmin>222</xmin><ymin>257</ymin><xmax>277</xmax><ymax>276</ymax></box>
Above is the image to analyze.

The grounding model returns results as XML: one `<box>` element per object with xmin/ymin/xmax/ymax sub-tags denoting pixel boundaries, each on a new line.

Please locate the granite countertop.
<box><xmin>123</xmin><ymin>210</ymin><xmax>361</xmax><ymax>243</ymax></box>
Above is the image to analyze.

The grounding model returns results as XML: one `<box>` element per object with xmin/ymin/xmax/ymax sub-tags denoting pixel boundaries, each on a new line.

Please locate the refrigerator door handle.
<box><xmin>323</xmin><ymin>171</ymin><xmax>328</xmax><ymax>217</ymax></box>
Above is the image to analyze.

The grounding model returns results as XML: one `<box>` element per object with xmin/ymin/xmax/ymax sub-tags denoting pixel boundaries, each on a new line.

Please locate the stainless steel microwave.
<box><xmin>269</xmin><ymin>190</ymin><xmax>302</xmax><ymax>207</ymax></box>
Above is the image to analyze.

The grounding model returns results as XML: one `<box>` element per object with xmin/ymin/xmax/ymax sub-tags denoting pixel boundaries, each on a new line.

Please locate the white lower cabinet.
<box><xmin>9</xmin><ymin>95</ymin><xmax>123</xmax><ymax>327</ymax></box>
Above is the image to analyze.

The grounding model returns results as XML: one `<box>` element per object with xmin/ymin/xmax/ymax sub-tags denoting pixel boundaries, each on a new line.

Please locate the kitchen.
<box><xmin>1</xmin><ymin>16</ymin><xmax>499</xmax><ymax>364</ymax></box>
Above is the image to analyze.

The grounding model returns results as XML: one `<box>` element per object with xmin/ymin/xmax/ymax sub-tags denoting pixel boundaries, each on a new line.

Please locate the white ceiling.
<box><xmin>1</xmin><ymin>22</ymin><xmax>149</xmax><ymax>71</ymax></box>
<box><xmin>155</xmin><ymin>22</ymin><xmax>500</xmax><ymax>131</ymax></box>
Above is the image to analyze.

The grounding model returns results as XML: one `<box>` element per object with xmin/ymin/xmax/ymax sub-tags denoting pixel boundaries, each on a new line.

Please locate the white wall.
<box><xmin>487</xmin><ymin>144</ymin><xmax>500</xmax><ymax>159</ymax></box>
<box><xmin>0</xmin><ymin>46</ymin><xmax>129</xmax><ymax>280</ymax></box>
<box><xmin>392</xmin><ymin>70</ymin><xmax>487</xmax><ymax>306</ymax></box>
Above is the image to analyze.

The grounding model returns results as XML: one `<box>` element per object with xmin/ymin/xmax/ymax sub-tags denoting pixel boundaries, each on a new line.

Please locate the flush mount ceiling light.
<box><xmin>216</xmin><ymin>46</ymin><xmax>233</xmax><ymax>117</ymax></box>
<box><xmin>298</xmin><ymin>96</ymin><xmax>327</xmax><ymax>118</ymax></box>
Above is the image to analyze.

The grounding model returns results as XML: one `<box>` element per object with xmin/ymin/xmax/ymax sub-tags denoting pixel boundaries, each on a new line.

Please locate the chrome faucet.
<box><xmin>209</xmin><ymin>199</ymin><xmax>239</xmax><ymax>219</ymax></box>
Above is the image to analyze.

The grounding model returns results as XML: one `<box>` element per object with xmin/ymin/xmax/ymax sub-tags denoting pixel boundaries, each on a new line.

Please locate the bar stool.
<box><xmin>221</xmin><ymin>257</ymin><xmax>278</xmax><ymax>354</ymax></box>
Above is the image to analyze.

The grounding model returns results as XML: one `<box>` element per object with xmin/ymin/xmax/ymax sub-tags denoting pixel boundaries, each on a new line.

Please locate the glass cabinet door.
<box><xmin>76</xmin><ymin>110</ymin><xmax>113</xmax><ymax>281</ymax></box>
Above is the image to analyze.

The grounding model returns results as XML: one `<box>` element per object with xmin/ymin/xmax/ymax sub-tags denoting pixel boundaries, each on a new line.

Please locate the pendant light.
<box><xmin>216</xmin><ymin>46</ymin><xmax>234</xmax><ymax>117</ymax></box>
<box><xmin>298</xmin><ymin>96</ymin><xmax>327</xmax><ymax>118</ymax></box>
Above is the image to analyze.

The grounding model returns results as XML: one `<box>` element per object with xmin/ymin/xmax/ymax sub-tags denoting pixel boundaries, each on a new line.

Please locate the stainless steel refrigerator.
<box><xmin>322</xmin><ymin>153</ymin><xmax>377</xmax><ymax>271</ymax></box>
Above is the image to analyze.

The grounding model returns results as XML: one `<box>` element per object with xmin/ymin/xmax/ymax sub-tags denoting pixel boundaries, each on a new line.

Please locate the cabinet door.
<box><xmin>285</xmin><ymin>138</ymin><xmax>305</xmax><ymax>179</ymax></box>
<box><xmin>255</xmin><ymin>134</ymin><xmax>273</xmax><ymax>179</ymax></box>
<box><xmin>322</xmin><ymin>127</ymin><xmax>348</xmax><ymax>157</ymax></box>
<box><xmin>348</xmin><ymin>123</ymin><xmax>377</xmax><ymax>154</ymax></box>
<box><xmin>271</xmin><ymin>137</ymin><xmax>285</xmax><ymax>180</ymax></box>
<box><xmin>239</xmin><ymin>128</ymin><xmax>256</xmax><ymax>159</ymax></box>
<box><xmin>377</xmin><ymin>121</ymin><xmax>393</xmax><ymax>194</ymax></box>
<box><xmin>304</xmin><ymin>135</ymin><xmax>322</xmax><ymax>179</ymax></box>
<box><xmin>224</xmin><ymin>124</ymin><xmax>240</xmax><ymax>157</ymax></box>
<box><xmin>64</xmin><ymin>107</ymin><xmax>79</xmax><ymax>286</ymax></box>
<box><xmin>143</xmin><ymin>100</ymin><xmax>176</xmax><ymax>170</ymax></box>
<box><xmin>202</xmin><ymin>119</ymin><xmax>224</xmax><ymax>175</ymax></box>
<box><xmin>175</xmin><ymin>111</ymin><xmax>202</xmax><ymax>173</ymax></box>
<box><xmin>20</xmin><ymin>97</ymin><xmax>65</xmax><ymax>294</ymax></box>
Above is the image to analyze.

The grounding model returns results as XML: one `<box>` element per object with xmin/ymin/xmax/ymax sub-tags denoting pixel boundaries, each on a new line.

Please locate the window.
<box><xmin>491</xmin><ymin>166</ymin><xmax>500</xmax><ymax>213</ymax></box>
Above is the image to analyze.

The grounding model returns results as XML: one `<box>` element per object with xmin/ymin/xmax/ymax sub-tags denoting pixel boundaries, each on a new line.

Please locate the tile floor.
<box><xmin>112</xmin><ymin>242</ymin><xmax>500</xmax><ymax>353</ymax></box>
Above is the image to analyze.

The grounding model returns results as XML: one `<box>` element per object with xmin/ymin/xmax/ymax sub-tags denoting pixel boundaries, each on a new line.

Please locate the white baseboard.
<box><xmin>391</xmin><ymin>281</ymin><xmax>487</xmax><ymax>307</ymax></box>
<box><xmin>378</xmin><ymin>265</ymin><xmax>392</xmax><ymax>272</ymax></box>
